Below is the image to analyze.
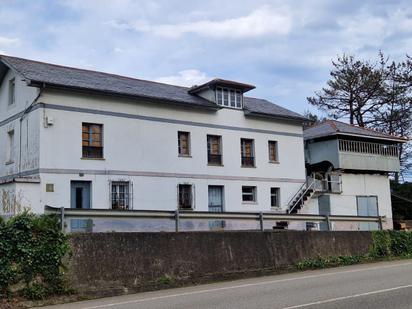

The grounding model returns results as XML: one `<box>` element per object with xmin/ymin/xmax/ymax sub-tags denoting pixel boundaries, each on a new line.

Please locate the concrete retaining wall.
<box><xmin>68</xmin><ymin>231</ymin><xmax>373</xmax><ymax>297</ymax></box>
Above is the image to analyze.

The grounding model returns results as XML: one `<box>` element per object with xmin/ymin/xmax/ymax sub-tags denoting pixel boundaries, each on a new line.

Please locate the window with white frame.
<box><xmin>271</xmin><ymin>187</ymin><xmax>280</xmax><ymax>207</ymax></box>
<box><xmin>178</xmin><ymin>184</ymin><xmax>193</xmax><ymax>209</ymax></box>
<box><xmin>216</xmin><ymin>87</ymin><xmax>242</xmax><ymax>108</ymax></box>
<box><xmin>8</xmin><ymin>78</ymin><xmax>15</xmax><ymax>106</ymax></box>
<box><xmin>6</xmin><ymin>130</ymin><xmax>14</xmax><ymax>163</ymax></box>
<box><xmin>242</xmin><ymin>186</ymin><xmax>257</xmax><ymax>203</ymax></box>
<box><xmin>111</xmin><ymin>181</ymin><xmax>132</xmax><ymax>210</ymax></box>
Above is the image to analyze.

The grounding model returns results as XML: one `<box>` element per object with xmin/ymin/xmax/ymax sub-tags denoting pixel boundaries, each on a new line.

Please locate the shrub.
<box><xmin>296</xmin><ymin>231</ymin><xmax>412</xmax><ymax>271</ymax></box>
<box><xmin>0</xmin><ymin>211</ymin><xmax>70</xmax><ymax>300</ymax></box>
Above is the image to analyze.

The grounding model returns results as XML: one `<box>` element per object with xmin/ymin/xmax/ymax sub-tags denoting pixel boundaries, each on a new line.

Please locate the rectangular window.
<box><xmin>6</xmin><ymin>130</ymin><xmax>14</xmax><ymax>163</ymax></box>
<box><xmin>268</xmin><ymin>141</ymin><xmax>278</xmax><ymax>162</ymax></box>
<box><xmin>178</xmin><ymin>184</ymin><xmax>193</xmax><ymax>210</ymax></box>
<box><xmin>178</xmin><ymin>131</ymin><xmax>190</xmax><ymax>156</ymax></box>
<box><xmin>223</xmin><ymin>89</ymin><xmax>229</xmax><ymax>106</ymax></box>
<box><xmin>8</xmin><ymin>78</ymin><xmax>15</xmax><ymax>105</ymax></box>
<box><xmin>111</xmin><ymin>181</ymin><xmax>132</xmax><ymax>210</ymax></box>
<box><xmin>242</xmin><ymin>186</ymin><xmax>257</xmax><ymax>202</ymax></box>
<box><xmin>82</xmin><ymin>123</ymin><xmax>103</xmax><ymax>159</ymax></box>
<box><xmin>241</xmin><ymin>138</ymin><xmax>255</xmax><ymax>167</ymax></box>
<box><xmin>271</xmin><ymin>187</ymin><xmax>280</xmax><ymax>207</ymax></box>
<box><xmin>215</xmin><ymin>87</ymin><xmax>243</xmax><ymax>109</ymax></box>
<box><xmin>235</xmin><ymin>91</ymin><xmax>242</xmax><ymax>108</ymax></box>
<box><xmin>207</xmin><ymin>135</ymin><xmax>222</xmax><ymax>165</ymax></box>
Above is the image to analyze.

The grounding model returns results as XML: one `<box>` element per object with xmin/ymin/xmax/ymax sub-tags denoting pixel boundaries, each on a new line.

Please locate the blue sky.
<box><xmin>0</xmin><ymin>0</ymin><xmax>411</xmax><ymax>115</ymax></box>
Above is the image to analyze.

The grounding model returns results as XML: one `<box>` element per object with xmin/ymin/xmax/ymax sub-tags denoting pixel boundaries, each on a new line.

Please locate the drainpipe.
<box><xmin>18</xmin><ymin>83</ymin><xmax>45</xmax><ymax>174</ymax></box>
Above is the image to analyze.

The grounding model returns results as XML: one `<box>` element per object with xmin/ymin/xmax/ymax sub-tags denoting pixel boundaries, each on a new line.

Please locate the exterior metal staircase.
<box><xmin>287</xmin><ymin>177</ymin><xmax>317</xmax><ymax>214</ymax></box>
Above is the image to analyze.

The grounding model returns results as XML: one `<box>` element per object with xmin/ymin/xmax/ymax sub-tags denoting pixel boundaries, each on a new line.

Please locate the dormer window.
<box><xmin>216</xmin><ymin>87</ymin><xmax>242</xmax><ymax>109</ymax></box>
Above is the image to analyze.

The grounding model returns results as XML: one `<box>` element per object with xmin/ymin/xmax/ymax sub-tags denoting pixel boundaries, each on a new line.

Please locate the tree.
<box><xmin>302</xmin><ymin>110</ymin><xmax>325</xmax><ymax>129</ymax></box>
<box><xmin>307</xmin><ymin>54</ymin><xmax>385</xmax><ymax>126</ymax></box>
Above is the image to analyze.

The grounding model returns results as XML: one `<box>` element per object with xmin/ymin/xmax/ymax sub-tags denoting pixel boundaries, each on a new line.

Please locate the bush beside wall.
<box><xmin>297</xmin><ymin>230</ymin><xmax>412</xmax><ymax>270</ymax></box>
<box><xmin>0</xmin><ymin>212</ymin><xmax>70</xmax><ymax>300</ymax></box>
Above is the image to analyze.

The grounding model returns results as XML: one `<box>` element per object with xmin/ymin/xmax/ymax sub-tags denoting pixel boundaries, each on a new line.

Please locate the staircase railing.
<box><xmin>287</xmin><ymin>177</ymin><xmax>317</xmax><ymax>214</ymax></box>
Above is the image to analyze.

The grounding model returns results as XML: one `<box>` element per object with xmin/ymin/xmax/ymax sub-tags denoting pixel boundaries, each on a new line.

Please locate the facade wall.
<box><xmin>36</xmin><ymin>89</ymin><xmax>305</xmax><ymax>212</ymax></box>
<box><xmin>0</xmin><ymin>181</ymin><xmax>41</xmax><ymax>215</ymax></box>
<box><xmin>0</xmin><ymin>69</ymin><xmax>40</xmax><ymax>179</ymax></box>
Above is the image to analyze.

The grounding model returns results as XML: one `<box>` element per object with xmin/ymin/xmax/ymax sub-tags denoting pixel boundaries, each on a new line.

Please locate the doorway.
<box><xmin>70</xmin><ymin>181</ymin><xmax>91</xmax><ymax>209</ymax></box>
<box><xmin>208</xmin><ymin>186</ymin><xmax>224</xmax><ymax>212</ymax></box>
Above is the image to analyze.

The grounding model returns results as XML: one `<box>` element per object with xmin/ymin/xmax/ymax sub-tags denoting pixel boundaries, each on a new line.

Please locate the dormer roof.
<box><xmin>188</xmin><ymin>78</ymin><xmax>255</xmax><ymax>94</ymax></box>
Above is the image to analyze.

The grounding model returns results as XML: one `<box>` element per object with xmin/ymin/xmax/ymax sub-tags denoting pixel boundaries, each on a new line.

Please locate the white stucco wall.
<box><xmin>35</xmin><ymin>89</ymin><xmax>305</xmax><ymax>212</ymax></box>
<box><xmin>0</xmin><ymin>70</ymin><xmax>40</xmax><ymax>179</ymax></box>
<box><xmin>304</xmin><ymin>173</ymin><xmax>393</xmax><ymax>229</ymax></box>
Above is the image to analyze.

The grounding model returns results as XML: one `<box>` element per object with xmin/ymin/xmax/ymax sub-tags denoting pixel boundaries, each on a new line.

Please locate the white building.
<box><xmin>0</xmin><ymin>55</ymin><xmax>405</xmax><ymax>231</ymax></box>
<box><xmin>0</xmin><ymin>55</ymin><xmax>306</xmax><ymax>218</ymax></box>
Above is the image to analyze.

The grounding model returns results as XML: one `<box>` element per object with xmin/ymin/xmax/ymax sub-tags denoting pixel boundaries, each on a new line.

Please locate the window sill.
<box><xmin>242</xmin><ymin>201</ymin><xmax>258</xmax><ymax>205</ymax></box>
<box><xmin>269</xmin><ymin>161</ymin><xmax>280</xmax><ymax>164</ymax></box>
<box><xmin>178</xmin><ymin>154</ymin><xmax>192</xmax><ymax>158</ymax></box>
<box><xmin>271</xmin><ymin>207</ymin><xmax>282</xmax><ymax>212</ymax></box>
<box><xmin>208</xmin><ymin>163</ymin><xmax>224</xmax><ymax>167</ymax></box>
<box><xmin>5</xmin><ymin>160</ymin><xmax>14</xmax><ymax>166</ymax></box>
<box><xmin>81</xmin><ymin>157</ymin><xmax>106</xmax><ymax>161</ymax></box>
<box><xmin>178</xmin><ymin>208</ymin><xmax>194</xmax><ymax>211</ymax></box>
<box><xmin>241</xmin><ymin>165</ymin><xmax>256</xmax><ymax>168</ymax></box>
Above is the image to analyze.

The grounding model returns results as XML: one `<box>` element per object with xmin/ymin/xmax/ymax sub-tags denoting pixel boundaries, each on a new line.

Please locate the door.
<box><xmin>71</xmin><ymin>181</ymin><xmax>91</xmax><ymax>209</ymax></box>
<box><xmin>208</xmin><ymin>186</ymin><xmax>223</xmax><ymax>212</ymax></box>
<box><xmin>318</xmin><ymin>195</ymin><xmax>331</xmax><ymax>231</ymax></box>
<box><xmin>357</xmin><ymin>196</ymin><xmax>379</xmax><ymax>230</ymax></box>
<box><xmin>208</xmin><ymin>186</ymin><xmax>224</xmax><ymax>230</ymax></box>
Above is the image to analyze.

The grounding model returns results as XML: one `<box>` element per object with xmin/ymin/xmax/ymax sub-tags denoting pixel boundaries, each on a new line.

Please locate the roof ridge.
<box><xmin>0</xmin><ymin>54</ymin><xmax>193</xmax><ymax>91</ymax></box>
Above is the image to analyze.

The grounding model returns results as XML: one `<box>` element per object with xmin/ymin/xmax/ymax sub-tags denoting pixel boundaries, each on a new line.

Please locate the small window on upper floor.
<box><xmin>82</xmin><ymin>123</ymin><xmax>103</xmax><ymax>159</ymax></box>
<box><xmin>207</xmin><ymin>135</ymin><xmax>222</xmax><ymax>165</ymax></box>
<box><xmin>241</xmin><ymin>138</ymin><xmax>255</xmax><ymax>167</ymax></box>
<box><xmin>268</xmin><ymin>141</ymin><xmax>279</xmax><ymax>163</ymax></box>
<box><xmin>8</xmin><ymin>78</ymin><xmax>15</xmax><ymax>106</ymax></box>
<box><xmin>178</xmin><ymin>131</ymin><xmax>191</xmax><ymax>156</ymax></box>
<box><xmin>216</xmin><ymin>87</ymin><xmax>242</xmax><ymax>109</ymax></box>
<box><xmin>6</xmin><ymin>130</ymin><xmax>14</xmax><ymax>164</ymax></box>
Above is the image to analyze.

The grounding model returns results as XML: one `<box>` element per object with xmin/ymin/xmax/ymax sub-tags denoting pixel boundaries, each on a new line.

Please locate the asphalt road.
<box><xmin>44</xmin><ymin>260</ymin><xmax>412</xmax><ymax>309</ymax></box>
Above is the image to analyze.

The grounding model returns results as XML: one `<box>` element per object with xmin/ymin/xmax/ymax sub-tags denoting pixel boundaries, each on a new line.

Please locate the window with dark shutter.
<box><xmin>178</xmin><ymin>131</ymin><xmax>190</xmax><ymax>156</ymax></box>
<box><xmin>82</xmin><ymin>123</ymin><xmax>103</xmax><ymax>158</ymax></box>
<box><xmin>241</xmin><ymin>138</ymin><xmax>255</xmax><ymax>167</ymax></box>
<box><xmin>268</xmin><ymin>141</ymin><xmax>278</xmax><ymax>162</ymax></box>
<box><xmin>207</xmin><ymin>135</ymin><xmax>222</xmax><ymax>165</ymax></box>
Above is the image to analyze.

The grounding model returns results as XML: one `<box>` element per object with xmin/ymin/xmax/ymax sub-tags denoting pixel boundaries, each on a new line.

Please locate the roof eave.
<box><xmin>304</xmin><ymin>132</ymin><xmax>408</xmax><ymax>143</ymax></box>
<box><xmin>244</xmin><ymin>110</ymin><xmax>307</xmax><ymax>123</ymax></box>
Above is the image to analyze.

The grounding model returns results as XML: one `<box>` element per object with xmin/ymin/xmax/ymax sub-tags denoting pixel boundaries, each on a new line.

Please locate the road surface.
<box><xmin>44</xmin><ymin>260</ymin><xmax>412</xmax><ymax>309</ymax></box>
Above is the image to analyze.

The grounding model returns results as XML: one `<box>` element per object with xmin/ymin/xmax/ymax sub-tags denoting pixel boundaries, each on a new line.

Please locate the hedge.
<box><xmin>0</xmin><ymin>211</ymin><xmax>70</xmax><ymax>300</ymax></box>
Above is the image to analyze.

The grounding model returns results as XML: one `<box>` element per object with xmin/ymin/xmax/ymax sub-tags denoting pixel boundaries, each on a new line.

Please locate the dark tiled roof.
<box><xmin>304</xmin><ymin>120</ymin><xmax>407</xmax><ymax>142</ymax></box>
<box><xmin>243</xmin><ymin>97</ymin><xmax>306</xmax><ymax>121</ymax></box>
<box><xmin>0</xmin><ymin>55</ymin><xmax>305</xmax><ymax>121</ymax></box>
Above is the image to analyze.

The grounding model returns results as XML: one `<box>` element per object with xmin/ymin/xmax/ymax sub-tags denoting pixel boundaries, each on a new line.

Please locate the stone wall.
<box><xmin>68</xmin><ymin>231</ymin><xmax>373</xmax><ymax>297</ymax></box>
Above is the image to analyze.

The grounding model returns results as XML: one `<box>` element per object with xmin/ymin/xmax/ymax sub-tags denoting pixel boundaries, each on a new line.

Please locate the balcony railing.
<box><xmin>208</xmin><ymin>154</ymin><xmax>222</xmax><ymax>165</ymax></box>
<box><xmin>241</xmin><ymin>156</ymin><xmax>255</xmax><ymax>167</ymax></box>
<box><xmin>338</xmin><ymin>139</ymin><xmax>398</xmax><ymax>157</ymax></box>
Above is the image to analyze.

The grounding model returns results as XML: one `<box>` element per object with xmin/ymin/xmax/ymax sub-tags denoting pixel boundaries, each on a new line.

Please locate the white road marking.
<box><xmin>82</xmin><ymin>261</ymin><xmax>412</xmax><ymax>309</ymax></box>
<box><xmin>281</xmin><ymin>284</ymin><xmax>412</xmax><ymax>309</ymax></box>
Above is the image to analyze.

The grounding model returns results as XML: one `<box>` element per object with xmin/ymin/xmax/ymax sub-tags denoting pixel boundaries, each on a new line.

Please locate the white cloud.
<box><xmin>109</xmin><ymin>5</ymin><xmax>292</xmax><ymax>39</ymax></box>
<box><xmin>0</xmin><ymin>36</ymin><xmax>20</xmax><ymax>47</ymax></box>
<box><xmin>155</xmin><ymin>69</ymin><xmax>210</xmax><ymax>87</ymax></box>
